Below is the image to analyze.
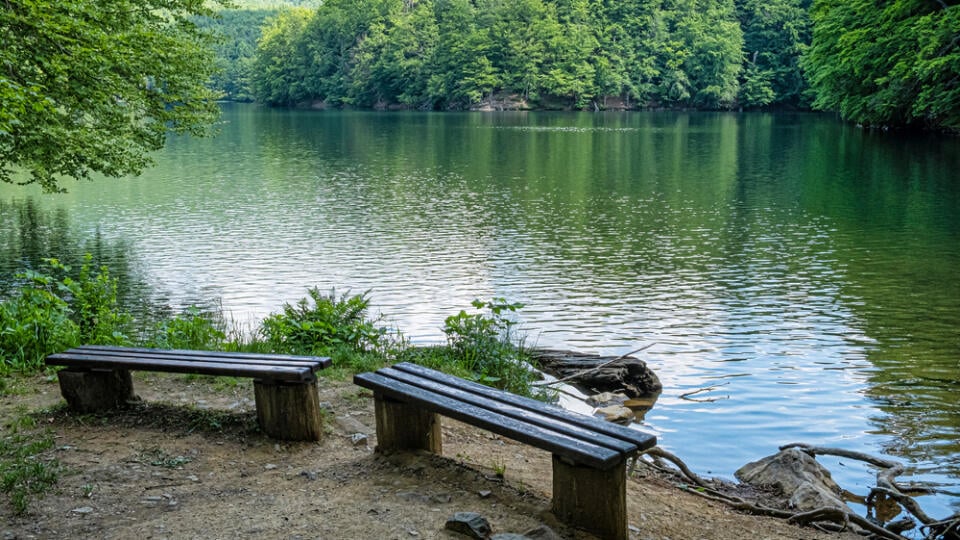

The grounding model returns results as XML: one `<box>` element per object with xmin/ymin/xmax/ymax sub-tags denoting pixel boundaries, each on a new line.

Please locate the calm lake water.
<box><xmin>2</xmin><ymin>105</ymin><xmax>959</xmax><ymax>519</ymax></box>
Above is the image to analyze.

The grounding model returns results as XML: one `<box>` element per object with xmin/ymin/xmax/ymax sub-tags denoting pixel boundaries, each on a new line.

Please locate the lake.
<box><xmin>2</xmin><ymin>105</ymin><xmax>958</xmax><ymax>520</ymax></box>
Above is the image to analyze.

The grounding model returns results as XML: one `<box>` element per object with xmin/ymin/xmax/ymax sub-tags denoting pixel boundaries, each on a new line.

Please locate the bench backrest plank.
<box><xmin>390</xmin><ymin>362</ymin><xmax>655</xmax><ymax>451</ymax></box>
<box><xmin>355</xmin><ymin>371</ymin><xmax>623</xmax><ymax>469</ymax></box>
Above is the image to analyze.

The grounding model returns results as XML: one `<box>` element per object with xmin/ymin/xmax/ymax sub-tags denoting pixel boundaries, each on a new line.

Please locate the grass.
<box><xmin>0</xmin><ymin>413</ymin><xmax>61</xmax><ymax>514</ymax></box>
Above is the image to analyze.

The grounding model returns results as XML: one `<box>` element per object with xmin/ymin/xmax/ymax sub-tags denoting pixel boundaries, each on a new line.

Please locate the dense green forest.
<box><xmin>207</xmin><ymin>0</ymin><xmax>958</xmax><ymax>131</ymax></box>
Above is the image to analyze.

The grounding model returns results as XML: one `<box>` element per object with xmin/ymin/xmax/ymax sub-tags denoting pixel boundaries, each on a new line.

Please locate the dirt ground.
<box><xmin>0</xmin><ymin>372</ymin><xmax>862</xmax><ymax>540</ymax></box>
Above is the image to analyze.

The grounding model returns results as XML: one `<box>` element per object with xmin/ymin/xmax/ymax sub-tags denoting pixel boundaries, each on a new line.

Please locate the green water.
<box><xmin>2</xmin><ymin>105</ymin><xmax>959</xmax><ymax>520</ymax></box>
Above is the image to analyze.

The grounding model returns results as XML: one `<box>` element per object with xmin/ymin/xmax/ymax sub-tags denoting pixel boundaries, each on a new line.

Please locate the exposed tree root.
<box><xmin>636</xmin><ymin>443</ymin><xmax>956</xmax><ymax>540</ymax></box>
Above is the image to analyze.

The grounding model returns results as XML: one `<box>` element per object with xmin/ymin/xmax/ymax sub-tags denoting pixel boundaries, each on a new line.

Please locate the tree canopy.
<box><xmin>802</xmin><ymin>0</ymin><xmax>959</xmax><ymax>131</ymax></box>
<box><xmin>250</xmin><ymin>0</ymin><xmax>748</xmax><ymax>111</ymax></box>
<box><xmin>235</xmin><ymin>0</ymin><xmax>958</xmax><ymax>130</ymax></box>
<box><xmin>0</xmin><ymin>0</ymin><xmax>226</xmax><ymax>192</ymax></box>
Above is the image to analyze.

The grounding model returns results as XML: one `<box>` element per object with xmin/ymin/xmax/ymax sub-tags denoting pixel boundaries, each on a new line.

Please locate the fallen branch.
<box><xmin>532</xmin><ymin>343</ymin><xmax>655</xmax><ymax>387</ymax></box>
<box><xmin>922</xmin><ymin>514</ymin><xmax>960</xmax><ymax>540</ymax></box>
<box><xmin>678</xmin><ymin>382</ymin><xmax>730</xmax><ymax>402</ymax></box>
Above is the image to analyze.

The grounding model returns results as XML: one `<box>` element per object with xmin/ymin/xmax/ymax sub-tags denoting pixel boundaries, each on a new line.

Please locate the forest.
<box><xmin>206</xmin><ymin>0</ymin><xmax>958</xmax><ymax>131</ymax></box>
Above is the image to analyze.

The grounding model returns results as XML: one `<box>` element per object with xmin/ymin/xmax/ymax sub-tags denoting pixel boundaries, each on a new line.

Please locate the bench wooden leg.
<box><xmin>552</xmin><ymin>455</ymin><xmax>628</xmax><ymax>540</ymax></box>
<box><xmin>372</xmin><ymin>394</ymin><xmax>441</xmax><ymax>454</ymax></box>
<box><xmin>56</xmin><ymin>368</ymin><xmax>138</xmax><ymax>413</ymax></box>
<box><xmin>254</xmin><ymin>379</ymin><xmax>323</xmax><ymax>441</ymax></box>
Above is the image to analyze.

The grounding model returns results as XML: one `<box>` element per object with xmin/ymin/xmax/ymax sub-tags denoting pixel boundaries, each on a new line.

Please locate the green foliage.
<box><xmin>0</xmin><ymin>414</ymin><xmax>60</xmax><ymax>515</ymax></box>
<box><xmin>443</xmin><ymin>298</ymin><xmax>522</xmax><ymax>370</ymax></box>
<box><xmin>250</xmin><ymin>0</ymin><xmax>749</xmax><ymax>109</ymax></box>
<box><xmin>802</xmin><ymin>0</ymin><xmax>960</xmax><ymax>131</ymax></box>
<box><xmin>736</xmin><ymin>0</ymin><xmax>811</xmax><ymax>108</ymax></box>
<box><xmin>667</xmin><ymin>0</ymin><xmax>744</xmax><ymax>109</ymax></box>
<box><xmin>0</xmin><ymin>0</ymin><xmax>226</xmax><ymax>192</ymax></box>
<box><xmin>0</xmin><ymin>262</ymin><xmax>79</xmax><ymax>372</ymax></box>
<box><xmin>321</xmin><ymin>345</ymin><xmax>392</xmax><ymax>380</ymax></box>
<box><xmin>229</xmin><ymin>0</ymin><xmax>957</xmax><ymax>122</ymax></box>
<box><xmin>250</xmin><ymin>8</ymin><xmax>315</xmax><ymax>106</ymax></box>
<box><xmin>60</xmin><ymin>255</ymin><xmax>131</xmax><ymax>346</ymax></box>
<box><xmin>0</xmin><ymin>256</ymin><xmax>136</xmax><ymax>372</ymax></box>
<box><xmin>437</xmin><ymin>298</ymin><xmax>544</xmax><ymax>398</ymax></box>
<box><xmin>259</xmin><ymin>288</ymin><xmax>391</xmax><ymax>355</ymax></box>
<box><xmin>199</xmin><ymin>9</ymin><xmax>282</xmax><ymax>102</ymax></box>
<box><xmin>148</xmin><ymin>306</ymin><xmax>227</xmax><ymax>351</ymax></box>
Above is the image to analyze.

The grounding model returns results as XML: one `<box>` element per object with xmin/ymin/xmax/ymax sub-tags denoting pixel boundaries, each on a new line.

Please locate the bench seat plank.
<box><xmin>354</xmin><ymin>372</ymin><xmax>621</xmax><ymax>469</ymax></box>
<box><xmin>46</xmin><ymin>353</ymin><xmax>317</xmax><ymax>381</ymax></box>
<box><xmin>374</xmin><ymin>366</ymin><xmax>638</xmax><ymax>456</ymax></box>
<box><xmin>74</xmin><ymin>345</ymin><xmax>329</xmax><ymax>367</ymax></box>
<box><xmin>391</xmin><ymin>362</ymin><xmax>655</xmax><ymax>451</ymax></box>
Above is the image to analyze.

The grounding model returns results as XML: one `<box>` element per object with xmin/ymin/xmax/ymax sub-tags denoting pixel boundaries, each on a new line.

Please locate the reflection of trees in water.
<box><xmin>0</xmin><ymin>197</ymin><xmax>167</xmax><ymax>325</ymax></box>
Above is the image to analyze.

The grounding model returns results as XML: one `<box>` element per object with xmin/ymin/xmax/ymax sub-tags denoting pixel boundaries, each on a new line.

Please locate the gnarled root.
<box><xmin>636</xmin><ymin>443</ymin><xmax>956</xmax><ymax>540</ymax></box>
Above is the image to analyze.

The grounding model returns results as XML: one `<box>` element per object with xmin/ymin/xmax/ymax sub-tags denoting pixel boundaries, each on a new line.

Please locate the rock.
<box><xmin>735</xmin><ymin>448</ymin><xmax>845</xmax><ymax>511</ymax></box>
<box><xmin>336</xmin><ymin>414</ymin><xmax>372</xmax><ymax>435</ymax></box>
<box><xmin>432</xmin><ymin>493</ymin><xmax>452</xmax><ymax>504</ymax></box>
<box><xmin>490</xmin><ymin>535</ymin><xmax>528</xmax><ymax>540</ymax></box>
<box><xmin>350</xmin><ymin>433</ymin><xmax>368</xmax><ymax>446</ymax></box>
<box><xmin>70</xmin><ymin>506</ymin><xmax>94</xmax><ymax>514</ymax></box>
<box><xmin>585</xmin><ymin>392</ymin><xmax>627</xmax><ymax>407</ymax></box>
<box><xmin>445</xmin><ymin>512</ymin><xmax>492</xmax><ymax>539</ymax></box>
<box><xmin>596</xmin><ymin>405</ymin><xmax>635</xmax><ymax>425</ymax></box>
<box><xmin>477</xmin><ymin>490</ymin><xmax>492</xmax><ymax>499</ymax></box>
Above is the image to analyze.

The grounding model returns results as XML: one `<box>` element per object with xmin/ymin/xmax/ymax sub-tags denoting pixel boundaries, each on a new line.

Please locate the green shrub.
<box><xmin>0</xmin><ymin>255</ymin><xmax>137</xmax><ymax>372</ymax></box>
<box><xmin>432</xmin><ymin>298</ymin><xmax>544</xmax><ymax>398</ymax></box>
<box><xmin>0</xmin><ymin>264</ymin><xmax>79</xmax><ymax>372</ymax></box>
<box><xmin>149</xmin><ymin>306</ymin><xmax>227</xmax><ymax>350</ymax></box>
<box><xmin>60</xmin><ymin>255</ymin><xmax>131</xmax><ymax>346</ymax></box>
<box><xmin>259</xmin><ymin>288</ymin><xmax>391</xmax><ymax>355</ymax></box>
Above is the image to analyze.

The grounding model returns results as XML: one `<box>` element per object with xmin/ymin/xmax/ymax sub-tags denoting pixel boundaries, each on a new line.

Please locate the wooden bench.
<box><xmin>354</xmin><ymin>362</ymin><xmax>657</xmax><ymax>540</ymax></box>
<box><xmin>45</xmin><ymin>345</ymin><xmax>331</xmax><ymax>441</ymax></box>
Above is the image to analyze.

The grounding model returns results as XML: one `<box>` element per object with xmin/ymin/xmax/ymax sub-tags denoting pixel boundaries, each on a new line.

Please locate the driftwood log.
<box><xmin>530</xmin><ymin>347</ymin><xmax>662</xmax><ymax>398</ymax></box>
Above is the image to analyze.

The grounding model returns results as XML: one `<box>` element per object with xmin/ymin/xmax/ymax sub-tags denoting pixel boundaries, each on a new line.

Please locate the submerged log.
<box><xmin>530</xmin><ymin>348</ymin><xmax>662</xmax><ymax>399</ymax></box>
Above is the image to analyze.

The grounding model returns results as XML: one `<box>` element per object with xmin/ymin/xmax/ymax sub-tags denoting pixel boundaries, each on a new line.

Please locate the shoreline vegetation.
<box><xmin>203</xmin><ymin>0</ymin><xmax>959</xmax><ymax>133</ymax></box>
<box><xmin>2</xmin><ymin>255</ymin><xmax>958</xmax><ymax>538</ymax></box>
<box><xmin>0</xmin><ymin>258</ymin><xmax>539</xmax><ymax>396</ymax></box>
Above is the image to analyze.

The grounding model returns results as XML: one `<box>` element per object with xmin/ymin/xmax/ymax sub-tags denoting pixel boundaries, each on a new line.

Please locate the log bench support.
<box><xmin>253</xmin><ymin>379</ymin><xmax>324</xmax><ymax>441</ymax></box>
<box><xmin>356</xmin><ymin>362</ymin><xmax>656</xmax><ymax>540</ymax></box>
<box><xmin>56</xmin><ymin>368</ymin><xmax>138</xmax><ymax>413</ymax></box>
<box><xmin>46</xmin><ymin>346</ymin><xmax>330</xmax><ymax>441</ymax></box>
<box><xmin>373</xmin><ymin>395</ymin><xmax>442</xmax><ymax>453</ymax></box>
<box><xmin>552</xmin><ymin>456</ymin><xmax>627</xmax><ymax>540</ymax></box>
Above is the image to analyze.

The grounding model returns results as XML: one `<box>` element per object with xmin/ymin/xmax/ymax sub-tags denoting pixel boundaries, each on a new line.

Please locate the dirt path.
<box><xmin>1</xmin><ymin>373</ymin><xmax>860</xmax><ymax>539</ymax></box>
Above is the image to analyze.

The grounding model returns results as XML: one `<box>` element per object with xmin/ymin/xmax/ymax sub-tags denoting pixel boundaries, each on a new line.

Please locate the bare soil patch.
<box><xmin>1</xmin><ymin>373</ymin><xmax>861</xmax><ymax>539</ymax></box>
